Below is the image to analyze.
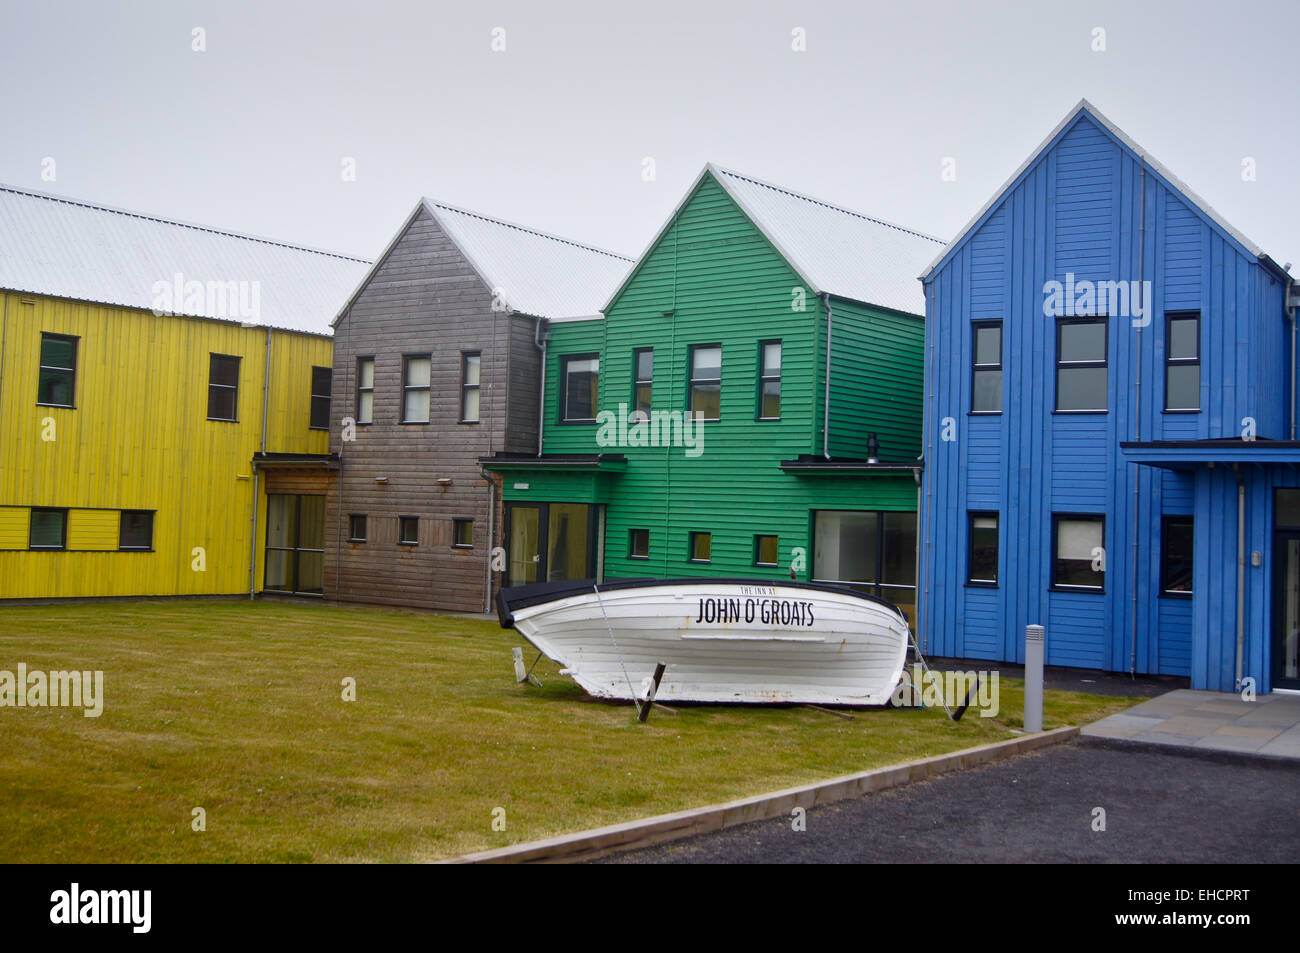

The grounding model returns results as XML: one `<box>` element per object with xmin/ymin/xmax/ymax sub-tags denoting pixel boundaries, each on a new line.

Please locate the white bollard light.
<box><xmin>1024</xmin><ymin>624</ymin><xmax>1045</xmax><ymax>732</ymax></box>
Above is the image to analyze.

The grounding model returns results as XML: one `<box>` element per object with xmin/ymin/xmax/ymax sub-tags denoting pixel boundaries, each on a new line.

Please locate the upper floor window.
<box><xmin>461</xmin><ymin>352</ymin><xmax>481</xmax><ymax>423</ymax></box>
<box><xmin>560</xmin><ymin>354</ymin><xmax>599</xmax><ymax>423</ymax></box>
<box><xmin>402</xmin><ymin>354</ymin><xmax>431</xmax><ymax>423</ymax></box>
<box><xmin>632</xmin><ymin>348</ymin><xmax>653</xmax><ymax>417</ymax></box>
<box><xmin>310</xmin><ymin>366</ymin><xmax>332</xmax><ymax>430</ymax></box>
<box><xmin>758</xmin><ymin>341</ymin><xmax>781</xmax><ymax>420</ymax></box>
<box><xmin>1053</xmin><ymin>515</ymin><xmax>1105</xmax><ymax>591</ymax></box>
<box><xmin>1056</xmin><ymin>318</ymin><xmax>1108</xmax><ymax>412</ymax></box>
<box><xmin>1165</xmin><ymin>312</ymin><xmax>1200</xmax><ymax>412</ymax></box>
<box><xmin>971</xmin><ymin>322</ymin><xmax>1002</xmax><ymax>414</ymax></box>
<box><xmin>689</xmin><ymin>345</ymin><xmax>721</xmax><ymax>421</ymax></box>
<box><xmin>356</xmin><ymin>357</ymin><xmax>374</xmax><ymax>425</ymax></box>
<box><xmin>38</xmin><ymin>333</ymin><xmax>78</xmax><ymax>408</ymax></box>
<box><xmin>207</xmin><ymin>353</ymin><xmax>240</xmax><ymax>421</ymax></box>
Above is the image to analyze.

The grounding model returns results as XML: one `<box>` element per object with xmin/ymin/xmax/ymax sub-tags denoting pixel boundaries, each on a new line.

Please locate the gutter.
<box><xmin>822</xmin><ymin>293</ymin><xmax>833</xmax><ymax>459</ymax></box>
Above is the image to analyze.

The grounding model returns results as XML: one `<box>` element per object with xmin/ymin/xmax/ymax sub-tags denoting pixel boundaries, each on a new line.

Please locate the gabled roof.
<box><xmin>606</xmin><ymin>163</ymin><xmax>944</xmax><ymax>316</ymax></box>
<box><xmin>0</xmin><ymin>183</ymin><xmax>371</xmax><ymax>335</ymax></box>
<box><xmin>922</xmin><ymin>99</ymin><xmax>1286</xmax><ymax>280</ymax></box>
<box><xmin>334</xmin><ymin>198</ymin><xmax>634</xmax><ymax>326</ymax></box>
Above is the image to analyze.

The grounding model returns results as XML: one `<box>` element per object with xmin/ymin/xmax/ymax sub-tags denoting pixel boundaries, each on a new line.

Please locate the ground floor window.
<box><xmin>504</xmin><ymin>502</ymin><xmax>597</xmax><ymax>587</ymax></box>
<box><xmin>967</xmin><ymin>512</ymin><xmax>998</xmax><ymax>585</ymax></box>
<box><xmin>1052</xmin><ymin>515</ymin><xmax>1105</xmax><ymax>591</ymax></box>
<box><xmin>1160</xmin><ymin>516</ymin><xmax>1193</xmax><ymax>596</ymax></box>
<box><xmin>812</xmin><ymin>510</ymin><xmax>916</xmax><ymax>624</ymax></box>
<box><xmin>265</xmin><ymin>494</ymin><xmax>325</xmax><ymax>594</ymax></box>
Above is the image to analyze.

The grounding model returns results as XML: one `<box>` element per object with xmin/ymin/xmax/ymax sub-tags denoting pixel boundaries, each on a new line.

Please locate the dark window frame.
<box><xmin>356</xmin><ymin>356</ymin><xmax>375</xmax><ymax>425</ymax></box>
<box><xmin>688</xmin><ymin>531</ymin><xmax>712</xmax><ymax>564</ymax></box>
<box><xmin>1051</xmin><ymin>513</ymin><xmax>1107</xmax><ymax>592</ymax></box>
<box><xmin>401</xmin><ymin>353</ymin><xmax>432</xmax><ymax>424</ymax></box>
<box><xmin>970</xmin><ymin>321</ymin><xmax>1002</xmax><ymax>415</ymax></box>
<box><xmin>118</xmin><ymin>510</ymin><xmax>155</xmax><ymax>551</ymax></box>
<box><xmin>28</xmin><ymin>507</ymin><xmax>68</xmax><ymax>551</ymax></box>
<box><xmin>398</xmin><ymin>516</ymin><xmax>420</xmax><ymax>546</ymax></box>
<box><xmin>1054</xmin><ymin>317</ymin><xmax>1109</xmax><ymax>414</ymax></box>
<box><xmin>263</xmin><ymin>494</ymin><xmax>326</xmax><ymax>596</ymax></box>
<box><xmin>452</xmin><ymin>518</ymin><xmax>474</xmax><ymax>549</ymax></box>
<box><xmin>1164</xmin><ymin>311</ymin><xmax>1201</xmax><ymax>413</ymax></box>
<box><xmin>757</xmin><ymin>340</ymin><xmax>781</xmax><ymax>421</ymax></box>
<box><xmin>460</xmin><ymin>351</ymin><xmax>482</xmax><ymax>424</ymax></box>
<box><xmin>966</xmin><ymin>511</ymin><xmax>999</xmax><ymax>586</ymax></box>
<box><xmin>688</xmin><ymin>344</ymin><xmax>722</xmax><ymax>421</ymax></box>
<box><xmin>559</xmin><ymin>353</ymin><xmax>600</xmax><ymax>424</ymax></box>
<box><xmin>1160</xmin><ymin>515</ymin><xmax>1194</xmax><ymax>597</ymax></box>
<box><xmin>632</xmin><ymin>348</ymin><xmax>653</xmax><ymax>417</ymax></box>
<box><xmin>754</xmin><ymin>534</ymin><xmax>779</xmax><ymax>567</ymax></box>
<box><xmin>629</xmin><ymin>527</ymin><xmax>650</xmax><ymax>560</ymax></box>
<box><xmin>207</xmin><ymin>353</ymin><xmax>241</xmax><ymax>422</ymax></box>
<box><xmin>310</xmin><ymin>365</ymin><xmax>332</xmax><ymax>430</ymax></box>
<box><xmin>37</xmin><ymin>332</ymin><xmax>78</xmax><ymax>409</ymax></box>
<box><xmin>809</xmin><ymin>509</ymin><xmax>918</xmax><ymax>606</ymax></box>
<box><xmin>348</xmin><ymin>514</ymin><xmax>367</xmax><ymax>543</ymax></box>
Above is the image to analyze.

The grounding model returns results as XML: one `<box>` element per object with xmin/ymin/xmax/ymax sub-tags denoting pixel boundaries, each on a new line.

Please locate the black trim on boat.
<box><xmin>496</xmin><ymin>577</ymin><xmax>905</xmax><ymax>628</ymax></box>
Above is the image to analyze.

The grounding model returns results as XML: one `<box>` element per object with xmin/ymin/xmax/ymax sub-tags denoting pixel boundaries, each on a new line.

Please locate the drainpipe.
<box><xmin>1289</xmin><ymin>273</ymin><xmax>1296</xmax><ymax>440</ymax></box>
<box><xmin>1237</xmin><ymin>470</ymin><xmax>1246</xmax><ymax>688</ymax></box>
<box><xmin>534</xmin><ymin>318</ymin><xmax>549</xmax><ymax>456</ymax></box>
<box><xmin>1130</xmin><ymin>161</ymin><xmax>1146</xmax><ymax>676</ymax></box>
<box><xmin>481</xmin><ymin>466</ymin><xmax>495</xmax><ymax>613</ymax></box>
<box><xmin>822</xmin><ymin>293</ymin><xmax>833</xmax><ymax>459</ymax></box>
<box><xmin>921</xmin><ymin>281</ymin><xmax>935</xmax><ymax>654</ymax></box>
<box><xmin>0</xmin><ymin>293</ymin><xmax>9</xmax><ymax>426</ymax></box>
<box><xmin>249</xmin><ymin>327</ymin><xmax>272</xmax><ymax>599</ymax></box>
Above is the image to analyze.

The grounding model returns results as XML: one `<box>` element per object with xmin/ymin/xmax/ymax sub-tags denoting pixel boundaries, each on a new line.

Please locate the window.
<box><xmin>1056</xmin><ymin>319</ymin><xmax>1107</xmax><ymax>412</ymax></box>
<box><xmin>812</xmin><ymin>510</ymin><xmax>918</xmax><ymax>626</ymax></box>
<box><xmin>37</xmin><ymin>333</ymin><xmax>77</xmax><ymax>407</ymax></box>
<box><xmin>1053</xmin><ymin>515</ymin><xmax>1105</xmax><ymax>590</ymax></box>
<box><xmin>118</xmin><ymin>510</ymin><xmax>154</xmax><ymax>550</ymax></box>
<box><xmin>967</xmin><ymin>512</ymin><xmax>998</xmax><ymax>585</ymax></box>
<box><xmin>689</xmin><ymin>532</ymin><xmax>712</xmax><ymax>563</ymax></box>
<box><xmin>1165</xmin><ymin>312</ymin><xmax>1200</xmax><ymax>412</ymax></box>
<box><xmin>560</xmin><ymin>354</ymin><xmax>599</xmax><ymax>422</ymax></box>
<box><xmin>207</xmin><ymin>353</ymin><xmax>240</xmax><ymax>421</ymax></box>
<box><xmin>971</xmin><ymin>322</ymin><xmax>1002</xmax><ymax>413</ymax></box>
<box><xmin>399</xmin><ymin>516</ymin><xmax>419</xmax><ymax>545</ymax></box>
<box><xmin>758</xmin><ymin>341</ymin><xmax>781</xmax><ymax>420</ymax></box>
<box><xmin>348</xmin><ymin>514</ymin><xmax>367</xmax><ymax>542</ymax></box>
<box><xmin>402</xmin><ymin>355</ymin><xmax>431</xmax><ymax>423</ymax></box>
<box><xmin>460</xmin><ymin>352</ymin><xmax>481</xmax><ymax>423</ymax></box>
<box><xmin>29</xmin><ymin>508</ymin><xmax>67</xmax><ymax>550</ymax></box>
<box><xmin>689</xmin><ymin>345</ymin><xmax>721</xmax><ymax>420</ymax></box>
<box><xmin>629</xmin><ymin>528</ymin><xmax>649</xmax><ymax>559</ymax></box>
<box><xmin>356</xmin><ymin>357</ymin><xmax>375</xmax><ymax>424</ymax></box>
<box><xmin>1161</xmin><ymin>516</ymin><xmax>1193</xmax><ymax>596</ymax></box>
<box><xmin>754</xmin><ymin>534</ymin><xmax>779</xmax><ymax>567</ymax></box>
<box><xmin>632</xmin><ymin>348</ymin><xmax>653</xmax><ymax>417</ymax></box>
<box><xmin>310</xmin><ymin>366</ymin><xmax>332</xmax><ymax>430</ymax></box>
<box><xmin>453</xmin><ymin>519</ymin><xmax>474</xmax><ymax>548</ymax></box>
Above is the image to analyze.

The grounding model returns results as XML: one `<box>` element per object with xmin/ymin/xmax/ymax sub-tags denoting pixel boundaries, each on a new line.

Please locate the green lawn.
<box><xmin>0</xmin><ymin>600</ymin><xmax>1138</xmax><ymax>862</ymax></box>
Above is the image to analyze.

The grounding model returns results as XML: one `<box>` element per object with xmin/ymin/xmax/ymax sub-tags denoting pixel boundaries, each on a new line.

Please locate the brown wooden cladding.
<box><xmin>262</xmin><ymin>467</ymin><xmax>334</xmax><ymax>496</ymax></box>
<box><xmin>325</xmin><ymin>207</ymin><xmax>539</xmax><ymax>612</ymax></box>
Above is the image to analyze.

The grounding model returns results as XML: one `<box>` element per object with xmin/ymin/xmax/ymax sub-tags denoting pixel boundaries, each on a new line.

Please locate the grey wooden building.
<box><xmin>325</xmin><ymin>199</ymin><xmax>631</xmax><ymax>611</ymax></box>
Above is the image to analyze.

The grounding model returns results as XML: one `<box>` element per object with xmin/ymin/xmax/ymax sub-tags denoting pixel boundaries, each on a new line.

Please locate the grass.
<box><xmin>0</xmin><ymin>600</ymin><xmax>1139</xmax><ymax>862</ymax></box>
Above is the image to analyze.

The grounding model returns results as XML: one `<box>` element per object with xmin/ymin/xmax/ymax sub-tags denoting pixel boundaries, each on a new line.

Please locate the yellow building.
<box><xmin>0</xmin><ymin>185</ymin><xmax>370</xmax><ymax>600</ymax></box>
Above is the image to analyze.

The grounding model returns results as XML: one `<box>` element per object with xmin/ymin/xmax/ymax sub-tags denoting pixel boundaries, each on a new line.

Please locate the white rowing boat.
<box><xmin>497</xmin><ymin>578</ymin><xmax>910</xmax><ymax>706</ymax></box>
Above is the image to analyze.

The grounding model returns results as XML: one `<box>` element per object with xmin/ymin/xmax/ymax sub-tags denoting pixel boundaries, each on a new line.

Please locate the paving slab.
<box><xmin>1084</xmin><ymin>689</ymin><xmax>1300</xmax><ymax>760</ymax></box>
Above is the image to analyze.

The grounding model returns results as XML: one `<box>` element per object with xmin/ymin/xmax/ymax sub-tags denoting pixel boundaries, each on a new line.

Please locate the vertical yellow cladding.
<box><xmin>0</xmin><ymin>292</ymin><xmax>331</xmax><ymax>599</ymax></box>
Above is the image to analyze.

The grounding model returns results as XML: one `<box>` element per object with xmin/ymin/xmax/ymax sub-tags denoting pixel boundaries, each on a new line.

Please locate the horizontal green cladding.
<box><xmin>496</xmin><ymin>468</ymin><xmax>617</xmax><ymax>504</ymax></box>
<box><xmin>538</xmin><ymin>170</ymin><xmax>918</xmax><ymax>583</ymax></box>
<box><xmin>822</xmin><ymin>297</ymin><xmax>925</xmax><ymax>462</ymax></box>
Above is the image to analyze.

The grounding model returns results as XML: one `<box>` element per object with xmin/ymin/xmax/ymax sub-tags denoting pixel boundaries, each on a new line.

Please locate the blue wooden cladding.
<box><xmin>918</xmin><ymin>101</ymin><xmax>1297</xmax><ymax>693</ymax></box>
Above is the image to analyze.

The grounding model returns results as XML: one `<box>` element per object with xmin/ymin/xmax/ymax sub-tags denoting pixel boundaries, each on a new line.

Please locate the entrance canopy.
<box><xmin>1121</xmin><ymin>439</ymin><xmax>1300</xmax><ymax>472</ymax></box>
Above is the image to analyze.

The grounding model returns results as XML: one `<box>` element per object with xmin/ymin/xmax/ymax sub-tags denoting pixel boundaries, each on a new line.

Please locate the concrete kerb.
<box><xmin>444</xmin><ymin>725</ymin><xmax>1080</xmax><ymax>864</ymax></box>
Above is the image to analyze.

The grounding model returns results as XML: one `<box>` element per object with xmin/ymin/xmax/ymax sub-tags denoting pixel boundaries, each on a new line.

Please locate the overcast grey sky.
<box><xmin>2</xmin><ymin>0</ymin><xmax>1296</xmax><ymax>266</ymax></box>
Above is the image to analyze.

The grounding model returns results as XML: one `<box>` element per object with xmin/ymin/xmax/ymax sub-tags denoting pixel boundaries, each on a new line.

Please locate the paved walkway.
<box><xmin>1082</xmin><ymin>688</ymin><xmax>1300</xmax><ymax>759</ymax></box>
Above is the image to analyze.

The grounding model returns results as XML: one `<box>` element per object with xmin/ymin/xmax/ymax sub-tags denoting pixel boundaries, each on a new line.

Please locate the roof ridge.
<box><xmin>710</xmin><ymin>164</ymin><xmax>946</xmax><ymax>245</ymax></box>
<box><xmin>0</xmin><ymin>182</ymin><xmax>372</xmax><ymax>263</ymax></box>
<box><xmin>425</xmin><ymin>198</ymin><xmax>635</xmax><ymax>261</ymax></box>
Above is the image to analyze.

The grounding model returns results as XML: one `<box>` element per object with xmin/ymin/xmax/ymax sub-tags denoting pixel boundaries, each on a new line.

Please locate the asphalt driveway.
<box><xmin>598</xmin><ymin>737</ymin><xmax>1300</xmax><ymax>863</ymax></box>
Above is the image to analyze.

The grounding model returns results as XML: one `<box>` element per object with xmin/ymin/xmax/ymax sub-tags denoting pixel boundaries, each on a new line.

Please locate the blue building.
<box><xmin>918</xmin><ymin>100</ymin><xmax>1299</xmax><ymax>694</ymax></box>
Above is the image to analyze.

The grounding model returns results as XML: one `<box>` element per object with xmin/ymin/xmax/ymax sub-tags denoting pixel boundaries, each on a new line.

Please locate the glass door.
<box><xmin>506</xmin><ymin>504</ymin><xmax>542</xmax><ymax>587</ymax></box>
<box><xmin>504</xmin><ymin>502</ymin><xmax>597</xmax><ymax>587</ymax></box>
<box><xmin>1274</xmin><ymin>532</ymin><xmax>1300</xmax><ymax>690</ymax></box>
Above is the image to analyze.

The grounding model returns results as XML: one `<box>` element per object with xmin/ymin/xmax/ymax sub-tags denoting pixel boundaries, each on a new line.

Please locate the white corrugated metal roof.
<box><xmin>922</xmin><ymin>99</ymin><xmax>1283</xmax><ymax>280</ymax></box>
<box><xmin>710</xmin><ymin>165</ymin><xmax>944</xmax><ymax>315</ymax></box>
<box><xmin>0</xmin><ymin>184</ymin><xmax>372</xmax><ymax>335</ymax></box>
<box><xmin>424</xmin><ymin>199</ymin><xmax>634</xmax><ymax>321</ymax></box>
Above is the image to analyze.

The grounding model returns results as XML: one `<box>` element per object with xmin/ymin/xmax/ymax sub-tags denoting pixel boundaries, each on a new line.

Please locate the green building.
<box><xmin>482</xmin><ymin>165</ymin><xmax>942</xmax><ymax>624</ymax></box>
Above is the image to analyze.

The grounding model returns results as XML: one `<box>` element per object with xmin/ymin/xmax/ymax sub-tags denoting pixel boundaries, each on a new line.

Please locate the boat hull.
<box><xmin>498</xmin><ymin>578</ymin><xmax>910</xmax><ymax>706</ymax></box>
